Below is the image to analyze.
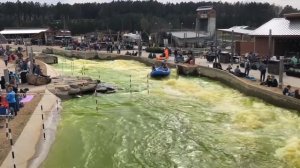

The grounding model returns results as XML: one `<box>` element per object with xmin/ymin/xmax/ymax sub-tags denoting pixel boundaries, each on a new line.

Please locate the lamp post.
<box><xmin>138</xmin><ymin>31</ymin><xmax>142</xmax><ymax>57</ymax></box>
<box><xmin>168</xmin><ymin>22</ymin><xmax>172</xmax><ymax>47</ymax></box>
<box><xmin>181</xmin><ymin>22</ymin><xmax>183</xmax><ymax>31</ymax></box>
<box><xmin>155</xmin><ymin>22</ymin><xmax>158</xmax><ymax>46</ymax></box>
<box><xmin>231</xmin><ymin>30</ymin><xmax>234</xmax><ymax>65</ymax></box>
<box><xmin>267</xmin><ymin>29</ymin><xmax>272</xmax><ymax>69</ymax></box>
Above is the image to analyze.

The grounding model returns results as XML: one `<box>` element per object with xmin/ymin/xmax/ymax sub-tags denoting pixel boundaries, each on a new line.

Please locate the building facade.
<box><xmin>251</xmin><ymin>14</ymin><xmax>300</xmax><ymax>58</ymax></box>
<box><xmin>195</xmin><ymin>6</ymin><xmax>216</xmax><ymax>37</ymax></box>
<box><xmin>218</xmin><ymin>13</ymin><xmax>300</xmax><ymax>59</ymax></box>
<box><xmin>0</xmin><ymin>28</ymin><xmax>48</xmax><ymax>44</ymax></box>
<box><xmin>169</xmin><ymin>6</ymin><xmax>215</xmax><ymax>47</ymax></box>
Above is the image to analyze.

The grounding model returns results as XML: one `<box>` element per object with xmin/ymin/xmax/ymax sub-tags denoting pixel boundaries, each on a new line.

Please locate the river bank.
<box><xmin>48</xmin><ymin>48</ymin><xmax>300</xmax><ymax>112</ymax></box>
<box><xmin>0</xmin><ymin>59</ymin><xmax>61</xmax><ymax>168</ymax></box>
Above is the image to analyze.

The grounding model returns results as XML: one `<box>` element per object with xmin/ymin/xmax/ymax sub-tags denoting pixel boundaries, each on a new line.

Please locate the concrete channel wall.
<box><xmin>50</xmin><ymin>49</ymin><xmax>300</xmax><ymax>112</ymax></box>
<box><xmin>196</xmin><ymin>66</ymin><xmax>300</xmax><ymax>112</ymax></box>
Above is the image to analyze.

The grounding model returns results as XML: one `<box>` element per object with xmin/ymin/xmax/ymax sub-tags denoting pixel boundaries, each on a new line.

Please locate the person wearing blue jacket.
<box><xmin>6</xmin><ymin>85</ymin><xmax>16</xmax><ymax>116</ymax></box>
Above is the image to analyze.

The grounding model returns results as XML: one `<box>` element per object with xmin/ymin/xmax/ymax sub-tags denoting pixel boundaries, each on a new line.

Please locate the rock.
<box><xmin>47</xmin><ymin>76</ymin><xmax>117</xmax><ymax>99</ymax></box>
<box><xmin>42</xmin><ymin>48</ymin><xmax>53</xmax><ymax>54</ymax></box>
<box><xmin>55</xmin><ymin>85</ymin><xmax>71</xmax><ymax>91</ymax></box>
<box><xmin>69</xmin><ymin>84</ymin><xmax>79</xmax><ymax>89</ymax></box>
<box><xmin>68</xmin><ymin>88</ymin><xmax>80</xmax><ymax>95</ymax></box>
<box><xmin>96</xmin><ymin>86</ymin><xmax>108</xmax><ymax>93</ymax></box>
<box><xmin>95</xmin><ymin>83</ymin><xmax>117</xmax><ymax>93</ymax></box>
<box><xmin>27</xmin><ymin>74</ymin><xmax>37</xmax><ymax>85</ymax></box>
<box><xmin>79</xmin><ymin>76</ymin><xmax>93</xmax><ymax>81</ymax></box>
<box><xmin>106</xmin><ymin>90</ymin><xmax>116</xmax><ymax>94</ymax></box>
<box><xmin>36</xmin><ymin>54</ymin><xmax>58</xmax><ymax>64</ymax></box>
<box><xmin>36</xmin><ymin>76</ymin><xmax>51</xmax><ymax>85</ymax></box>
<box><xmin>177</xmin><ymin>64</ymin><xmax>199</xmax><ymax>76</ymax></box>
<box><xmin>55</xmin><ymin>91</ymin><xmax>71</xmax><ymax>99</ymax></box>
<box><xmin>27</xmin><ymin>74</ymin><xmax>51</xmax><ymax>86</ymax></box>
<box><xmin>80</xmin><ymin>83</ymin><xmax>97</xmax><ymax>92</ymax></box>
<box><xmin>99</xmin><ymin>83</ymin><xmax>116</xmax><ymax>90</ymax></box>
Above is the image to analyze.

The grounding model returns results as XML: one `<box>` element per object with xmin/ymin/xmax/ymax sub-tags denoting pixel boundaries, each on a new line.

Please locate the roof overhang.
<box><xmin>284</xmin><ymin>13</ymin><xmax>300</xmax><ymax>20</ymax></box>
<box><xmin>218</xmin><ymin>26</ymin><xmax>253</xmax><ymax>35</ymax></box>
<box><xmin>196</xmin><ymin>6</ymin><xmax>214</xmax><ymax>11</ymax></box>
<box><xmin>253</xmin><ymin>35</ymin><xmax>300</xmax><ymax>37</ymax></box>
<box><xmin>170</xmin><ymin>31</ymin><xmax>209</xmax><ymax>39</ymax></box>
<box><xmin>250</xmin><ymin>18</ymin><xmax>300</xmax><ymax>36</ymax></box>
<box><xmin>55</xmin><ymin>36</ymin><xmax>72</xmax><ymax>38</ymax></box>
<box><xmin>0</xmin><ymin>28</ymin><xmax>48</xmax><ymax>35</ymax></box>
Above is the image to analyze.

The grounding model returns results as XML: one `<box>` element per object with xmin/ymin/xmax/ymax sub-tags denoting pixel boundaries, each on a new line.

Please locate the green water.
<box><xmin>42</xmin><ymin>57</ymin><xmax>300</xmax><ymax>168</ymax></box>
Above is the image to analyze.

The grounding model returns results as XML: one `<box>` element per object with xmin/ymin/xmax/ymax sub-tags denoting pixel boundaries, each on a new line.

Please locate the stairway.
<box><xmin>0</xmin><ymin>34</ymin><xmax>7</xmax><ymax>44</ymax></box>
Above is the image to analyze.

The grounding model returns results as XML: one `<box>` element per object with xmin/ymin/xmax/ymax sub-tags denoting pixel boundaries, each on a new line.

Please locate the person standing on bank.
<box><xmin>6</xmin><ymin>85</ymin><xmax>17</xmax><ymax>116</ymax></box>
<box><xmin>117</xmin><ymin>44</ymin><xmax>121</xmax><ymax>54</ymax></box>
<box><xmin>258</xmin><ymin>61</ymin><xmax>267</xmax><ymax>82</ymax></box>
<box><xmin>244</xmin><ymin>59</ymin><xmax>251</xmax><ymax>77</ymax></box>
<box><xmin>3</xmin><ymin>50</ymin><xmax>9</xmax><ymax>67</ymax></box>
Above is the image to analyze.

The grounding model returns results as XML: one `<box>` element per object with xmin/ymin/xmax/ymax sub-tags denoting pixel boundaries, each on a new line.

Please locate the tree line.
<box><xmin>0</xmin><ymin>0</ymin><xmax>298</xmax><ymax>35</ymax></box>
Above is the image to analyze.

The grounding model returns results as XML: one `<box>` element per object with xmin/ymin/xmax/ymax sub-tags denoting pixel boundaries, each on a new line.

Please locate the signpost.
<box><xmin>279</xmin><ymin>56</ymin><xmax>284</xmax><ymax>89</ymax></box>
<box><xmin>29</xmin><ymin>47</ymin><xmax>34</xmax><ymax>74</ymax></box>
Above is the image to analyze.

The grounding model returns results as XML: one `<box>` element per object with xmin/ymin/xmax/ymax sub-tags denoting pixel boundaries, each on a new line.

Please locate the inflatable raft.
<box><xmin>150</xmin><ymin>67</ymin><xmax>170</xmax><ymax>78</ymax></box>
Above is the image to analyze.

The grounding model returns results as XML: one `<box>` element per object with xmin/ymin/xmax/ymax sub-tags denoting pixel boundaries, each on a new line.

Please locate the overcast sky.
<box><xmin>1</xmin><ymin>0</ymin><xmax>299</xmax><ymax>9</ymax></box>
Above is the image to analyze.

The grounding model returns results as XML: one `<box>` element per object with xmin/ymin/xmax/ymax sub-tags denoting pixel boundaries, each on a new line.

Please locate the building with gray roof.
<box><xmin>218</xmin><ymin>13</ymin><xmax>300</xmax><ymax>58</ymax></box>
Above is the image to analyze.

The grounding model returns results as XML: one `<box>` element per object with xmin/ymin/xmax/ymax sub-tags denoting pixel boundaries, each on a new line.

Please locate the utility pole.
<box><xmin>231</xmin><ymin>30</ymin><xmax>234</xmax><ymax>65</ymax></box>
<box><xmin>29</xmin><ymin>47</ymin><xmax>34</xmax><ymax>74</ymax></box>
<box><xmin>279</xmin><ymin>56</ymin><xmax>284</xmax><ymax>88</ymax></box>
<box><xmin>181</xmin><ymin>22</ymin><xmax>183</xmax><ymax>31</ymax></box>
<box><xmin>170</xmin><ymin>33</ymin><xmax>172</xmax><ymax>47</ymax></box>
<box><xmin>267</xmin><ymin>29</ymin><xmax>272</xmax><ymax>69</ymax></box>
<box><xmin>155</xmin><ymin>22</ymin><xmax>158</xmax><ymax>47</ymax></box>
<box><xmin>184</xmin><ymin>32</ymin><xmax>187</xmax><ymax>48</ymax></box>
<box><xmin>61</xmin><ymin>16</ymin><xmax>66</xmax><ymax>46</ymax></box>
<box><xmin>117</xmin><ymin>31</ymin><xmax>119</xmax><ymax>43</ymax></box>
<box><xmin>138</xmin><ymin>31</ymin><xmax>142</xmax><ymax>57</ymax></box>
<box><xmin>169</xmin><ymin>22</ymin><xmax>172</xmax><ymax>47</ymax></box>
<box><xmin>63</xmin><ymin>16</ymin><xmax>66</xmax><ymax>32</ymax></box>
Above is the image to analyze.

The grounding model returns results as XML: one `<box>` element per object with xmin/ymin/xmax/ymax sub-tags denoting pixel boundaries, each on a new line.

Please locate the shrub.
<box><xmin>286</xmin><ymin>68</ymin><xmax>300</xmax><ymax>78</ymax></box>
<box><xmin>145</xmin><ymin>47</ymin><xmax>163</xmax><ymax>53</ymax></box>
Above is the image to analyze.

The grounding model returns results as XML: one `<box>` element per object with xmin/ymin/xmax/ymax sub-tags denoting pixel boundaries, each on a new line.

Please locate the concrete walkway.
<box><xmin>195</xmin><ymin>59</ymin><xmax>300</xmax><ymax>88</ymax></box>
<box><xmin>0</xmin><ymin>47</ymin><xmax>60</xmax><ymax>168</ymax></box>
<box><xmin>1</xmin><ymin>90</ymin><xmax>59</xmax><ymax>168</ymax></box>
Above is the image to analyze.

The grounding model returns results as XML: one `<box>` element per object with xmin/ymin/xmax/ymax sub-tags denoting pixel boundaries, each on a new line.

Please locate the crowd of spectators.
<box><xmin>0</xmin><ymin>45</ymin><xmax>44</xmax><ymax>116</ymax></box>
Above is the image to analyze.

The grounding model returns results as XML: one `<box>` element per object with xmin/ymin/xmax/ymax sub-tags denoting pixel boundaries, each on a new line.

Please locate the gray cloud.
<box><xmin>0</xmin><ymin>0</ymin><xmax>299</xmax><ymax>9</ymax></box>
